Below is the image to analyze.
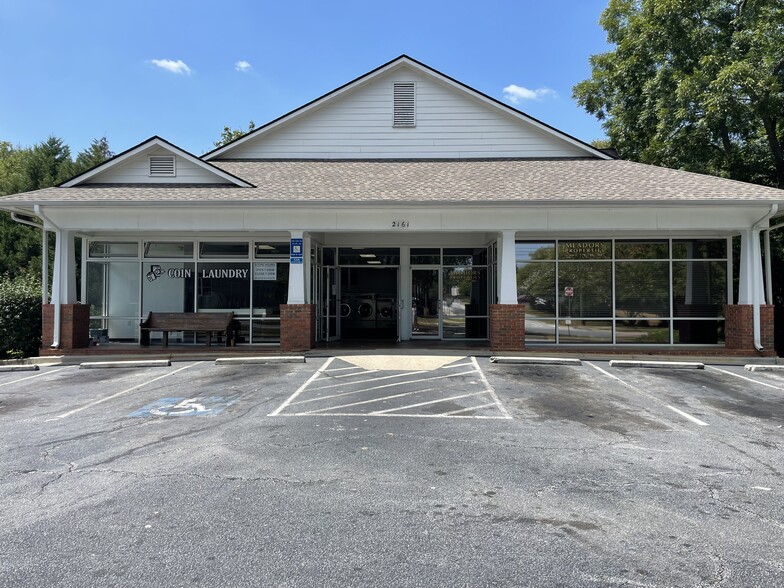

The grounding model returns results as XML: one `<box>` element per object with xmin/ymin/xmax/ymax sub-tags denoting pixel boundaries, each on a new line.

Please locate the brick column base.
<box><xmin>490</xmin><ymin>304</ymin><xmax>525</xmax><ymax>352</ymax></box>
<box><xmin>724</xmin><ymin>304</ymin><xmax>774</xmax><ymax>354</ymax></box>
<box><xmin>41</xmin><ymin>304</ymin><xmax>91</xmax><ymax>350</ymax></box>
<box><xmin>280</xmin><ymin>304</ymin><xmax>316</xmax><ymax>352</ymax></box>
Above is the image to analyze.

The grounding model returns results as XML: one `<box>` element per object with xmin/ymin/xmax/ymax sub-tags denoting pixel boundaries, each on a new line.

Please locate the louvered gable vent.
<box><xmin>393</xmin><ymin>82</ymin><xmax>416</xmax><ymax>127</ymax></box>
<box><xmin>149</xmin><ymin>155</ymin><xmax>176</xmax><ymax>177</ymax></box>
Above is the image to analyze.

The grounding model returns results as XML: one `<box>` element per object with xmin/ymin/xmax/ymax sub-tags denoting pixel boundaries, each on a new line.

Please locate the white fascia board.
<box><xmin>204</xmin><ymin>56</ymin><xmax>610</xmax><ymax>161</ymax></box>
<box><xmin>61</xmin><ymin>137</ymin><xmax>253</xmax><ymax>188</ymax></box>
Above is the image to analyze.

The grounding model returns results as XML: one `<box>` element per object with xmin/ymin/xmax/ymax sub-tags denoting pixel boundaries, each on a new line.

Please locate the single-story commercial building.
<box><xmin>2</xmin><ymin>56</ymin><xmax>782</xmax><ymax>355</ymax></box>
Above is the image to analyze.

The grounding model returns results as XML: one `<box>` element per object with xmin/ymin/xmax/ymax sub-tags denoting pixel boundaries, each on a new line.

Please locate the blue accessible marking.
<box><xmin>130</xmin><ymin>396</ymin><xmax>236</xmax><ymax>417</ymax></box>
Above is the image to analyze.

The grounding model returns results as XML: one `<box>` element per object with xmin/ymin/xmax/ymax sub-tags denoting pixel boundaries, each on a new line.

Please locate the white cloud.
<box><xmin>502</xmin><ymin>84</ymin><xmax>557</xmax><ymax>104</ymax></box>
<box><xmin>235</xmin><ymin>60</ymin><xmax>252</xmax><ymax>72</ymax></box>
<box><xmin>151</xmin><ymin>59</ymin><xmax>192</xmax><ymax>75</ymax></box>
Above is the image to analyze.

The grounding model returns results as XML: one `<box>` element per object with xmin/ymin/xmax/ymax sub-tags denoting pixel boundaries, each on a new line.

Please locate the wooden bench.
<box><xmin>140</xmin><ymin>312</ymin><xmax>235</xmax><ymax>347</ymax></box>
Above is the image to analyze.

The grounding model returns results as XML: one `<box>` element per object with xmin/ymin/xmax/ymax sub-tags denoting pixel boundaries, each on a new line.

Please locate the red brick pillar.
<box><xmin>490</xmin><ymin>304</ymin><xmax>525</xmax><ymax>352</ymax></box>
<box><xmin>280</xmin><ymin>304</ymin><xmax>316</xmax><ymax>352</ymax></box>
<box><xmin>724</xmin><ymin>304</ymin><xmax>774</xmax><ymax>353</ymax></box>
<box><xmin>41</xmin><ymin>304</ymin><xmax>91</xmax><ymax>350</ymax></box>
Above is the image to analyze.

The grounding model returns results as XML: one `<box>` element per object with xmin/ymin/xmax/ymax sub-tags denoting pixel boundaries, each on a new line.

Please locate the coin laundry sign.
<box><xmin>147</xmin><ymin>264</ymin><xmax>249</xmax><ymax>282</ymax></box>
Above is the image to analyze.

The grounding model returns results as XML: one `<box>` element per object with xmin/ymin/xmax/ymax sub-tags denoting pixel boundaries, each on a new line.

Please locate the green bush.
<box><xmin>0</xmin><ymin>273</ymin><xmax>41</xmax><ymax>359</ymax></box>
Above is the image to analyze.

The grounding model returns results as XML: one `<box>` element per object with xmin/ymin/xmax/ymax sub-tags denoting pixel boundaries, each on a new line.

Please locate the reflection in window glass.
<box><xmin>615</xmin><ymin>261</ymin><xmax>669</xmax><ymax>318</ymax></box>
<box><xmin>673</xmin><ymin>239</ymin><xmax>727</xmax><ymax>259</ymax></box>
<box><xmin>89</xmin><ymin>241</ymin><xmax>138</xmax><ymax>258</ymax></box>
<box><xmin>674</xmin><ymin>320</ymin><xmax>724</xmax><ymax>344</ymax></box>
<box><xmin>615</xmin><ymin>240</ymin><xmax>668</xmax><ymax>259</ymax></box>
<box><xmin>199</xmin><ymin>242</ymin><xmax>249</xmax><ymax>258</ymax></box>
<box><xmin>338</xmin><ymin>248</ymin><xmax>400</xmax><ymax>265</ymax></box>
<box><xmin>443</xmin><ymin>248</ymin><xmax>487</xmax><ymax>266</ymax></box>
<box><xmin>558</xmin><ymin>320</ymin><xmax>612</xmax><ymax>343</ymax></box>
<box><xmin>558</xmin><ymin>262</ymin><xmax>612</xmax><ymax>317</ymax></box>
<box><xmin>86</xmin><ymin>263</ymin><xmax>106</xmax><ymax>317</ymax></box>
<box><xmin>197</xmin><ymin>262</ymin><xmax>250</xmax><ymax>313</ymax></box>
<box><xmin>673</xmin><ymin>261</ymin><xmax>726</xmax><ymax>317</ymax></box>
<box><xmin>515</xmin><ymin>242</ymin><xmax>555</xmax><ymax>262</ymax></box>
<box><xmin>142</xmin><ymin>262</ymin><xmax>195</xmax><ymax>315</ymax></box>
<box><xmin>411</xmin><ymin>248</ymin><xmax>440</xmax><ymax>265</ymax></box>
<box><xmin>252</xmin><ymin>262</ymin><xmax>289</xmax><ymax>317</ymax></box>
<box><xmin>516</xmin><ymin>261</ymin><xmax>556</xmax><ymax>317</ymax></box>
<box><xmin>615</xmin><ymin>320</ymin><xmax>671</xmax><ymax>344</ymax></box>
<box><xmin>524</xmin><ymin>317</ymin><xmax>556</xmax><ymax>342</ymax></box>
<box><xmin>558</xmin><ymin>240</ymin><xmax>611</xmax><ymax>260</ymax></box>
<box><xmin>254</xmin><ymin>242</ymin><xmax>290</xmax><ymax>257</ymax></box>
<box><xmin>144</xmin><ymin>242</ymin><xmax>193</xmax><ymax>258</ymax></box>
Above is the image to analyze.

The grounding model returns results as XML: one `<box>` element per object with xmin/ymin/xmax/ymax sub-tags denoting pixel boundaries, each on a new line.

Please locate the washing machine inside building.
<box><xmin>340</xmin><ymin>267</ymin><xmax>398</xmax><ymax>340</ymax></box>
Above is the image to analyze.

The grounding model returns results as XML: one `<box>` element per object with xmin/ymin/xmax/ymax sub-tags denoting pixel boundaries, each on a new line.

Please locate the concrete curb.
<box><xmin>0</xmin><ymin>364</ymin><xmax>40</xmax><ymax>372</ymax></box>
<box><xmin>609</xmin><ymin>360</ymin><xmax>704</xmax><ymax>370</ymax></box>
<box><xmin>79</xmin><ymin>360</ymin><xmax>172</xmax><ymax>369</ymax></box>
<box><xmin>490</xmin><ymin>356</ymin><xmax>582</xmax><ymax>366</ymax></box>
<box><xmin>745</xmin><ymin>364</ymin><xmax>784</xmax><ymax>372</ymax></box>
<box><xmin>215</xmin><ymin>356</ymin><xmax>305</xmax><ymax>365</ymax></box>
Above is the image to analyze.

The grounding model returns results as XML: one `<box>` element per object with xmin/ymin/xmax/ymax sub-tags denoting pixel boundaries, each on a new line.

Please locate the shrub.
<box><xmin>0</xmin><ymin>273</ymin><xmax>41</xmax><ymax>359</ymax></box>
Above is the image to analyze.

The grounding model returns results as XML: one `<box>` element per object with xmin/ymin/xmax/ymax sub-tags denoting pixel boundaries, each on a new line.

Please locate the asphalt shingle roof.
<box><xmin>2</xmin><ymin>159</ymin><xmax>782</xmax><ymax>206</ymax></box>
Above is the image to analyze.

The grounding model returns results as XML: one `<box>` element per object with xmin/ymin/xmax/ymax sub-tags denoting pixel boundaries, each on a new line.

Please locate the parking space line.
<box><xmin>322</xmin><ymin>366</ymin><xmax>364</xmax><ymax>373</ymax></box>
<box><xmin>442</xmin><ymin>402</ymin><xmax>498</xmax><ymax>416</ymax></box>
<box><xmin>370</xmin><ymin>391</ymin><xmax>487</xmax><ymax>415</ymax></box>
<box><xmin>585</xmin><ymin>361</ymin><xmax>709</xmax><ymax>427</ymax></box>
<box><xmin>268</xmin><ymin>357</ymin><xmax>335</xmax><ymax>416</ymax></box>
<box><xmin>307</xmin><ymin>370</ymin><xmax>428</xmax><ymax>391</ymax></box>
<box><xmin>666</xmin><ymin>405</ymin><xmax>709</xmax><ymax>426</ymax></box>
<box><xmin>281</xmin><ymin>412</ymin><xmax>509</xmax><ymax>420</ymax></box>
<box><xmin>706</xmin><ymin>365</ymin><xmax>784</xmax><ymax>391</ymax></box>
<box><xmin>471</xmin><ymin>356</ymin><xmax>512</xmax><ymax>419</ymax></box>
<box><xmin>290</xmin><ymin>369</ymin><xmax>479</xmax><ymax>406</ymax></box>
<box><xmin>314</xmin><ymin>369</ymin><xmax>379</xmax><ymax>381</ymax></box>
<box><xmin>0</xmin><ymin>367</ymin><xmax>66</xmax><ymax>388</ymax></box>
<box><xmin>45</xmin><ymin>362</ymin><xmax>201</xmax><ymax>421</ymax></box>
<box><xmin>298</xmin><ymin>388</ymin><xmax>437</xmax><ymax>414</ymax></box>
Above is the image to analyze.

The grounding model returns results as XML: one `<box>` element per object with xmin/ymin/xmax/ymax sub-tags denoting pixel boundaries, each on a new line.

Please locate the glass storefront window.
<box><xmin>516</xmin><ymin>242</ymin><xmax>555</xmax><ymax>262</ymax></box>
<box><xmin>338</xmin><ymin>248</ymin><xmax>400</xmax><ymax>265</ymax></box>
<box><xmin>615</xmin><ymin>240</ymin><xmax>668</xmax><ymax>259</ymax></box>
<box><xmin>615</xmin><ymin>321</ymin><xmax>671</xmax><ymax>344</ymax></box>
<box><xmin>411</xmin><ymin>248</ymin><xmax>440</xmax><ymax>265</ymax></box>
<box><xmin>197</xmin><ymin>262</ymin><xmax>251</xmax><ymax>313</ymax></box>
<box><xmin>199</xmin><ymin>242</ymin><xmax>249</xmax><ymax>258</ymax></box>
<box><xmin>89</xmin><ymin>241</ymin><xmax>138</xmax><ymax>258</ymax></box>
<box><xmin>673</xmin><ymin>239</ymin><xmax>727</xmax><ymax>259</ymax></box>
<box><xmin>142</xmin><ymin>262</ymin><xmax>195</xmax><ymax>315</ymax></box>
<box><xmin>615</xmin><ymin>261</ymin><xmax>669</xmax><ymax>318</ymax></box>
<box><xmin>557</xmin><ymin>320</ymin><xmax>613</xmax><ymax>343</ymax></box>
<box><xmin>144</xmin><ymin>242</ymin><xmax>194</xmax><ymax>258</ymax></box>
<box><xmin>443</xmin><ymin>248</ymin><xmax>487</xmax><ymax>266</ymax></box>
<box><xmin>672</xmin><ymin>261</ymin><xmax>726</xmax><ymax>317</ymax></box>
<box><xmin>252</xmin><ymin>262</ymin><xmax>289</xmax><ymax>317</ymax></box>
<box><xmin>516</xmin><ymin>261</ymin><xmax>556</xmax><ymax>317</ymax></box>
<box><xmin>524</xmin><ymin>318</ymin><xmax>556</xmax><ymax>342</ymax></box>
<box><xmin>557</xmin><ymin>261</ymin><xmax>612</xmax><ymax>318</ymax></box>
<box><xmin>254</xmin><ymin>242</ymin><xmax>290</xmax><ymax>257</ymax></box>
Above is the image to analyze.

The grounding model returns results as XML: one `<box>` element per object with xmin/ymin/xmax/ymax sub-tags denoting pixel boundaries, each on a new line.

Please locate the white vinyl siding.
<box><xmin>224</xmin><ymin>68</ymin><xmax>589</xmax><ymax>159</ymax></box>
<box><xmin>86</xmin><ymin>148</ymin><xmax>228</xmax><ymax>184</ymax></box>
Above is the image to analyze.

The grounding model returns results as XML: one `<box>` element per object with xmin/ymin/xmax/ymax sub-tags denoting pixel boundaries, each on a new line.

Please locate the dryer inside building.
<box><xmin>340</xmin><ymin>267</ymin><xmax>398</xmax><ymax>340</ymax></box>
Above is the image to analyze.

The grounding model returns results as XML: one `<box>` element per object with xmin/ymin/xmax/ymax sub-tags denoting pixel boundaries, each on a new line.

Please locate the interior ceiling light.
<box><xmin>255</xmin><ymin>245</ymin><xmax>275</xmax><ymax>250</ymax></box>
<box><xmin>359</xmin><ymin>253</ymin><xmax>377</xmax><ymax>258</ymax></box>
<box><xmin>367</xmin><ymin>260</ymin><xmax>382</xmax><ymax>264</ymax></box>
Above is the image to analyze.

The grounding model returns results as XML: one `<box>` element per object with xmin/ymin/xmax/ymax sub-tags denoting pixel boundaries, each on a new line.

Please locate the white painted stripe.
<box><xmin>370</xmin><ymin>391</ymin><xmax>486</xmax><ymax>415</ymax></box>
<box><xmin>283</xmin><ymin>411</ymin><xmax>510</xmax><ymax>420</ymax></box>
<box><xmin>314</xmin><ymin>369</ymin><xmax>379</xmax><ymax>381</ymax></box>
<box><xmin>45</xmin><ymin>362</ymin><xmax>200</xmax><ymax>421</ymax></box>
<box><xmin>706</xmin><ymin>365</ymin><xmax>784</xmax><ymax>391</ymax></box>
<box><xmin>300</xmin><ymin>388</ymin><xmax>436</xmax><ymax>414</ymax></box>
<box><xmin>439</xmin><ymin>361</ymin><xmax>475</xmax><ymax>369</ymax></box>
<box><xmin>307</xmin><ymin>369</ymin><xmax>429</xmax><ymax>391</ymax></box>
<box><xmin>471</xmin><ymin>356</ymin><xmax>512</xmax><ymax>419</ymax></box>
<box><xmin>291</xmin><ymin>369</ymin><xmax>479</xmax><ymax>406</ymax></box>
<box><xmin>268</xmin><ymin>357</ymin><xmax>335</xmax><ymax>416</ymax></box>
<box><xmin>666</xmin><ymin>405</ymin><xmax>709</xmax><ymax>426</ymax></box>
<box><xmin>0</xmin><ymin>367</ymin><xmax>66</xmax><ymax>388</ymax></box>
<box><xmin>322</xmin><ymin>366</ymin><xmax>365</xmax><ymax>373</ymax></box>
<box><xmin>442</xmin><ymin>402</ymin><xmax>498</xmax><ymax>416</ymax></box>
<box><xmin>584</xmin><ymin>361</ymin><xmax>632</xmax><ymax>387</ymax></box>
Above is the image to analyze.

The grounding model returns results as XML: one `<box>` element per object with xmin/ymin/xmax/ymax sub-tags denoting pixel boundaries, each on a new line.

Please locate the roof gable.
<box><xmin>204</xmin><ymin>56</ymin><xmax>610</xmax><ymax>161</ymax></box>
<box><xmin>61</xmin><ymin>136</ymin><xmax>253</xmax><ymax>187</ymax></box>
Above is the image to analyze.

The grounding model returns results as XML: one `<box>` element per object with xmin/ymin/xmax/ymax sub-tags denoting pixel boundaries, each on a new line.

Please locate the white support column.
<box><xmin>497</xmin><ymin>230</ymin><xmax>518</xmax><ymax>305</ymax></box>
<box><xmin>303</xmin><ymin>233</ymin><xmax>312</xmax><ymax>304</ymax></box>
<box><xmin>49</xmin><ymin>229</ymin><xmax>77</xmax><ymax>348</ymax></box>
<box><xmin>738</xmin><ymin>229</ymin><xmax>764</xmax><ymax>305</ymax></box>
<box><xmin>41</xmin><ymin>230</ymin><xmax>49</xmax><ymax>304</ymax></box>
<box><xmin>400</xmin><ymin>246</ymin><xmax>411</xmax><ymax>340</ymax></box>
<box><xmin>287</xmin><ymin>230</ymin><xmax>306</xmax><ymax>304</ymax></box>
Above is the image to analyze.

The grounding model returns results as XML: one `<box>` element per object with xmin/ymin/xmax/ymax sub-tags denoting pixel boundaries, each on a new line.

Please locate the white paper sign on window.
<box><xmin>253</xmin><ymin>262</ymin><xmax>277</xmax><ymax>281</ymax></box>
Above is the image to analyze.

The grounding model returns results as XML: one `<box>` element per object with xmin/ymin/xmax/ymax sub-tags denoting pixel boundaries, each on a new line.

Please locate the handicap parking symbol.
<box><xmin>130</xmin><ymin>396</ymin><xmax>235</xmax><ymax>417</ymax></box>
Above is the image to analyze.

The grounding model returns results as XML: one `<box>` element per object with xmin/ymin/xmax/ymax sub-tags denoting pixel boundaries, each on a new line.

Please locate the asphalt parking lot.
<box><xmin>1</xmin><ymin>355</ymin><xmax>783</xmax><ymax>587</ymax></box>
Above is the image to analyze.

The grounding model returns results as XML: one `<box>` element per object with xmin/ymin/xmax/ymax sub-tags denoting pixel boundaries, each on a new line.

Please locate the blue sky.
<box><xmin>0</xmin><ymin>0</ymin><xmax>612</xmax><ymax>156</ymax></box>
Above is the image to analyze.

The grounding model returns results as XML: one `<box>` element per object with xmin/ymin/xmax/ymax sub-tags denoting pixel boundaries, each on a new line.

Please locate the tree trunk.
<box><xmin>760</xmin><ymin>113</ymin><xmax>784</xmax><ymax>189</ymax></box>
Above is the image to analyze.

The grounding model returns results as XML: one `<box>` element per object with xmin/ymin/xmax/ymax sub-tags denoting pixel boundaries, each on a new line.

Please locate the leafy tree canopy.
<box><xmin>574</xmin><ymin>0</ymin><xmax>784</xmax><ymax>188</ymax></box>
<box><xmin>213</xmin><ymin>120</ymin><xmax>256</xmax><ymax>148</ymax></box>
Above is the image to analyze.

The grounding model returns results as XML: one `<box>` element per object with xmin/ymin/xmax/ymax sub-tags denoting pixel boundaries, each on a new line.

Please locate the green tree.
<box><xmin>574</xmin><ymin>0</ymin><xmax>784</xmax><ymax>188</ymax></box>
<box><xmin>213</xmin><ymin>120</ymin><xmax>256</xmax><ymax>148</ymax></box>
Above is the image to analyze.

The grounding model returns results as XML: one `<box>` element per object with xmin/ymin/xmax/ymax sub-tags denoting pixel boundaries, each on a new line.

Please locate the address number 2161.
<box><xmin>391</xmin><ymin>220</ymin><xmax>410</xmax><ymax>229</ymax></box>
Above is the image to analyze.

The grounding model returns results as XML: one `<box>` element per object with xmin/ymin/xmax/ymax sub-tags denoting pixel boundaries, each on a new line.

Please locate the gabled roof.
<box><xmin>6</xmin><ymin>159</ymin><xmax>782</xmax><ymax>207</ymax></box>
<box><xmin>203</xmin><ymin>55</ymin><xmax>612</xmax><ymax>161</ymax></box>
<box><xmin>61</xmin><ymin>136</ymin><xmax>254</xmax><ymax>188</ymax></box>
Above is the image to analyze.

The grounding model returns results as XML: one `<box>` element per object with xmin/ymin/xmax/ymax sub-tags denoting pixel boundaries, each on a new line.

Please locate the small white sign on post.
<box><xmin>253</xmin><ymin>262</ymin><xmax>277</xmax><ymax>281</ymax></box>
<box><xmin>564</xmin><ymin>286</ymin><xmax>574</xmax><ymax>297</ymax></box>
